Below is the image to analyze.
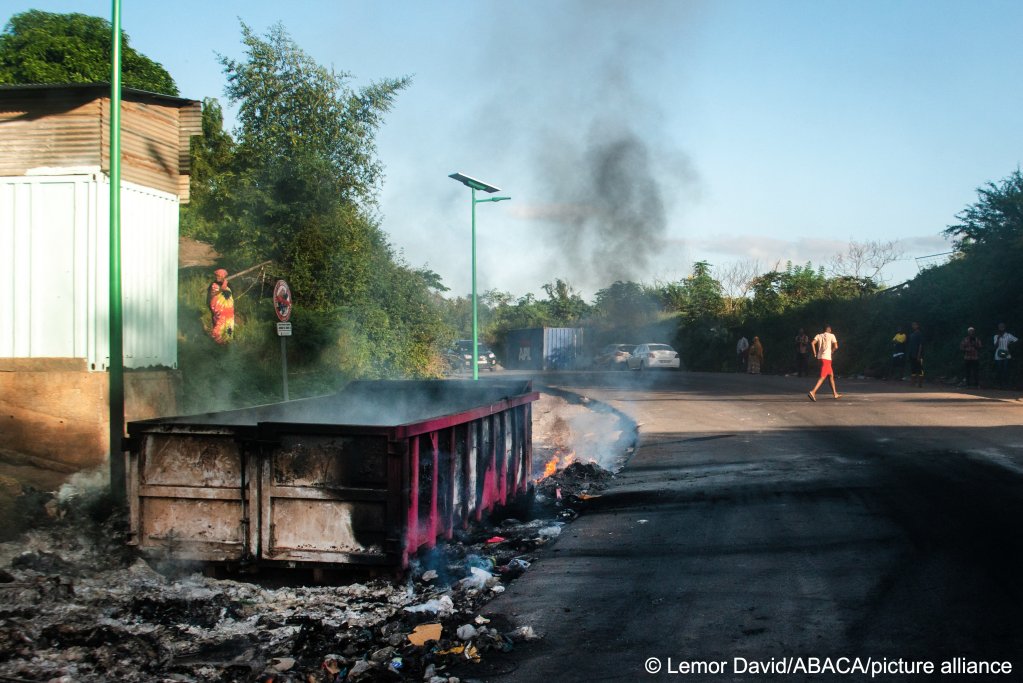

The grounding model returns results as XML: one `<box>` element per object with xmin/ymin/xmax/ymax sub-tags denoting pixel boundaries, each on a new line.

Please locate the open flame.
<box><xmin>539</xmin><ymin>449</ymin><xmax>577</xmax><ymax>480</ymax></box>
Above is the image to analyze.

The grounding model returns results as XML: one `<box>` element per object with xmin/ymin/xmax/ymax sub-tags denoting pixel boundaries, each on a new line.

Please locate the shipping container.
<box><xmin>0</xmin><ymin>172</ymin><xmax>179</xmax><ymax>369</ymax></box>
<box><xmin>126</xmin><ymin>380</ymin><xmax>539</xmax><ymax>570</ymax></box>
<box><xmin>503</xmin><ymin>327</ymin><xmax>586</xmax><ymax>370</ymax></box>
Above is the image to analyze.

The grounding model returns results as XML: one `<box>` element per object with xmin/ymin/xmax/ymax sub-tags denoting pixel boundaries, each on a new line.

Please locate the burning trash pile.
<box><xmin>0</xmin><ymin>394</ymin><xmax>625</xmax><ymax>682</ymax></box>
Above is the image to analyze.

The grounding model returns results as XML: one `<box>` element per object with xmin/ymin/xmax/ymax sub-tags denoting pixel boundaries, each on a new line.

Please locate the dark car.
<box><xmin>452</xmin><ymin>339</ymin><xmax>498</xmax><ymax>371</ymax></box>
<box><xmin>594</xmin><ymin>343</ymin><xmax>636</xmax><ymax>369</ymax></box>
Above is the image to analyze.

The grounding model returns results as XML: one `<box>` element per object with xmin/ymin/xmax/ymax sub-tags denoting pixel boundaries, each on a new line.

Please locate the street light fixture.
<box><xmin>449</xmin><ymin>172</ymin><xmax>510</xmax><ymax>380</ymax></box>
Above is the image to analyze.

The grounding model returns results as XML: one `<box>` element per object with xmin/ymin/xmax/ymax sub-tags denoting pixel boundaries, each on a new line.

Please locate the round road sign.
<box><xmin>273</xmin><ymin>280</ymin><xmax>293</xmax><ymax>322</ymax></box>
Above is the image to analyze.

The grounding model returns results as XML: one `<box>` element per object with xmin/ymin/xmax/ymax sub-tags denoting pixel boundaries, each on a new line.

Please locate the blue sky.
<box><xmin>6</xmin><ymin>1</ymin><xmax>1022</xmax><ymax>297</ymax></box>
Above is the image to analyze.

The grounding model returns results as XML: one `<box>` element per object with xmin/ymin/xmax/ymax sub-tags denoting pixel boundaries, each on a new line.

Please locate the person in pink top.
<box><xmin>807</xmin><ymin>324</ymin><xmax>841</xmax><ymax>401</ymax></box>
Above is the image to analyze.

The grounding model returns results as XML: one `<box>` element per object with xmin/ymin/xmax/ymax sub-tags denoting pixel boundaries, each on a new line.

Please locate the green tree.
<box><xmin>180</xmin><ymin>98</ymin><xmax>236</xmax><ymax>243</ymax></box>
<box><xmin>593</xmin><ymin>280</ymin><xmax>659</xmax><ymax>328</ymax></box>
<box><xmin>212</xmin><ymin>22</ymin><xmax>412</xmax><ymax>303</ymax></box>
<box><xmin>944</xmin><ymin>169</ymin><xmax>1023</xmax><ymax>253</ymax></box>
<box><xmin>541</xmin><ymin>279</ymin><xmax>591</xmax><ymax>323</ymax></box>
<box><xmin>219</xmin><ymin>22</ymin><xmax>409</xmax><ymax>207</ymax></box>
<box><xmin>0</xmin><ymin>10</ymin><xmax>178</xmax><ymax>95</ymax></box>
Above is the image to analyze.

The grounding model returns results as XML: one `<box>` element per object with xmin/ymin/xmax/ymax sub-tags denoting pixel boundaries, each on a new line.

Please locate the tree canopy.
<box><xmin>0</xmin><ymin>10</ymin><xmax>178</xmax><ymax>95</ymax></box>
<box><xmin>944</xmin><ymin>169</ymin><xmax>1023</xmax><ymax>253</ymax></box>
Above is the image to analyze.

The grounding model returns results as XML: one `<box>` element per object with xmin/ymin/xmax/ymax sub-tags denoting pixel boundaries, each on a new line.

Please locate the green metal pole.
<box><xmin>108</xmin><ymin>0</ymin><xmax>125</xmax><ymax>502</ymax></box>
<box><xmin>471</xmin><ymin>187</ymin><xmax>478</xmax><ymax>381</ymax></box>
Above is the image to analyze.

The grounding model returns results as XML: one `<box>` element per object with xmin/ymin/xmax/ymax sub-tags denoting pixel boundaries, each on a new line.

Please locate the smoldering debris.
<box><xmin>0</xmin><ymin>416</ymin><xmax>622</xmax><ymax>681</ymax></box>
<box><xmin>0</xmin><ymin>490</ymin><xmax>613</xmax><ymax>682</ymax></box>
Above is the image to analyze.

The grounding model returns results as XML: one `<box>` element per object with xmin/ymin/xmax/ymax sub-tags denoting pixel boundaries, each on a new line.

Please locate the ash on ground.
<box><xmin>0</xmin><ymin>393</ymin><xmax>625</xmax><ymax>683</ymax></box>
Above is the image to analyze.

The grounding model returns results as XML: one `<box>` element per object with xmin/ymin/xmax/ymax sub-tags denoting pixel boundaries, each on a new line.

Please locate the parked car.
<box><xmin>452</xmin><ymin>339</ymin><xmax>498</xmax><ymax>371</ymax></box>
<box><xmin>594</xmin><ymin>343</ymin><xmax>636</xmax><ymax>369</ymax></box>
<box><xmin>627</xmin><ymin>343</ymin><xmax>681</xmax><ymax>370</ymax></box>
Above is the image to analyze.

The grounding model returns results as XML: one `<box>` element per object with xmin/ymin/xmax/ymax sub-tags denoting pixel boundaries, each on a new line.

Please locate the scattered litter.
<box><xmin>404</xmin><ymin>594</ymin><xmax>455</xmax><ymax>615</ymax></box>
<box><xmin>270</xmin><ymin>657</ymin><xmax>295</xmax><ymax>672</ymax></box>
<box><xmin>537</xmin><ymin>525</ymin><xmax>562</xmax><ymax>538</ymax></box>
<box><xmin>509</xmin><ymin>625</ymin><xmax>542</xmax><ymax>641</ymax></box>
<box><xmin>638</xmin><ymin>519</ymin><xmax>649</xmax><ymax>524</ymax></box>
<box><xmin>408</xmin><ymin>623</ymin><xmax>443</xmax><ymax>646</ymax></box>
<box><xmin>459</xmin><ymin>566</ymin><xmax>494</xmax><ymax>590</ymax></box>
<box><xmin>421</xmin><ymin>569</ymin><xmax>438</xmax><ymax>582</ymax></box>
<box><xmin>485</xmin><ymin>535</ymin><xmax>507</xmax><ymax>544</ymax></box>
<box><xmin>456</xmin><ymin>624</ymin><xmax>478</xmax><ymax>640</ymax></box>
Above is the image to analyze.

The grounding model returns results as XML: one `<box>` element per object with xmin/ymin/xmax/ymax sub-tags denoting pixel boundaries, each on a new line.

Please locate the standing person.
<box><xmin>890</xmin><ymin>326</ymin><xmax>907</xmax><ymax>380</ymax></box>
<box><xmin>736</xmin><ymin>335</ymin><xmax>749</xmax><ymax>372</ymax></box>
<box><xmin>207</xmin><ymin>268</ymin><xmax>235</xmax><ymax>344</ymax></box>
<box><xmin>794</xmin><ymin>328</ymin><xmax>810</xmax><ymax>377</ymax></box>
<box><xmin>906</xmin><ymin>322</ymin><xmax>924</xmax><ymax>388</ymax></box>
<box><xmin>807</xmin><ymin>324</ymin><xmax>841</xmax><ymax>401</ymax></box>
<box><xmin>748</xmin><ymin>336</ymin><xmax>764</xmax><ymax>374</ymax></box>
<box><xmin>960</xmin><ymin>327</ymin><xmax>982</xmax><ymax>389</ymax></box>
<box><xmin>993</xmin><ymin>323</ymin><xmax>1018</xmax><ymax>389</ymax></box>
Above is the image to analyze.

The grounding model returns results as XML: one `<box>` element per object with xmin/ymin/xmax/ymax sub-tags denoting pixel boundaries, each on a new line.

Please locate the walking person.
<box><xmin>807</xmin><ymin>324</ymin><xmax>841</xmax><ymax>401</ymax></box>
<box><xmin>794</xmin><ymin>328</ymin><xmax>810</xmax><ymax>377</ymax></box>
<box><xmin>748</xmin><ymin>336</ymin><xmax>764</xmax><ymax>374</ymax></box>
<box><xmin>907</xmin><ymin>322</ymin><xmax>924</xmax><ymax>388</ymax></box>
<box><xmin>960</xmin><ymin>327</ymin><xmax>982</xmax><ymax>389</ymax></box>
<box><xmin>993</xmin><ymin>323</ymin><xmax>1018</xmax><ymax>389</ymax></box>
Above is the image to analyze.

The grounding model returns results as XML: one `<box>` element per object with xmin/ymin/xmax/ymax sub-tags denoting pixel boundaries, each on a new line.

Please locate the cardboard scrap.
<box><xmin>408</xmin><ymin>623</ymin><xmax>443</xmax><ymax>646</ymax></box>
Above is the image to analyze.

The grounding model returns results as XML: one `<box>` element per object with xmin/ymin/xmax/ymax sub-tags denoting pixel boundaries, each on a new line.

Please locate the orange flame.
<box><xmin>539</xmin><ymin>449</ymin><xmax>577</xmax><ymax>480</ymax></box>
<box><xmin>543</xmin><ymin>456</ymin><xmax>559</xmax><ymax>479</ymax></box>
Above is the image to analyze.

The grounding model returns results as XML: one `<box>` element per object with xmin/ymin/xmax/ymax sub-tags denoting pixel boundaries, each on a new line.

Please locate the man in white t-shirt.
<box><xmin>807</xmin><ymin>324</ymin><xmax>840</xmax><ymax>401</ymax></box>
<box><xmin>993</xmin><ymin>322</ymin><xmax>1018</xmax><ymax>389</ymax></box>
<box><xmin>736</xmin><ymin>335</ymin><xmax>750</xmax><ymax>372</ymax></box>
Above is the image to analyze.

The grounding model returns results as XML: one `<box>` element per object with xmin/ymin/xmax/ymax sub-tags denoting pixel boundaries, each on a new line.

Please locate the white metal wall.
<box><xmin>0</xmin><ymin>172</ymin><xmax>179</xmax><ymax>370</ymax></box>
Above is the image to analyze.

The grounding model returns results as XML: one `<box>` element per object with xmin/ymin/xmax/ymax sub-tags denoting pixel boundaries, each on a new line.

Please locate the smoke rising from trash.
<box><xmin>465</xmin><ymin>1</ymin><xmax>700</xmax><ymax>295</ymax></box>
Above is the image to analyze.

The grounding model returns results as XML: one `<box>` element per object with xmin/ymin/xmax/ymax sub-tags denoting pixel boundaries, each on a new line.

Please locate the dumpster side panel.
<box><xmin>263</xmin><ymin>433</ymin><xmax>392</xmax><ymax>564</ymax></box>
<box><xmin>130</xmin><ymin>430</ymin><xmax>252</xmax><ymax>562</ymax></box>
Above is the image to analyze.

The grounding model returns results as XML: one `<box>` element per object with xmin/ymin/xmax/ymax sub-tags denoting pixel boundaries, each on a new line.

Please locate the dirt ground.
<box><xmin>0</xmin><ymin>390</ymin><xmax>633</xmax><ymax>682</ymax></box>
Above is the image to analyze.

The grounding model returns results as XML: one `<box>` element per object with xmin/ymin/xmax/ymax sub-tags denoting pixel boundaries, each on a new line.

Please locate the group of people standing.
<box><xmin>891</xmin><ymin>322</ymin><xmax>1018</xmax><ymax>390</ymax></box>
<box><xmin>736</xmin><ymin>320</ymin><xmax>1018</xmax><ymax>398</ymax></box>
<box><xmin>735</xmin><ymin>335</ymin><xmax>765</xmax><ymax>374</ymax></box>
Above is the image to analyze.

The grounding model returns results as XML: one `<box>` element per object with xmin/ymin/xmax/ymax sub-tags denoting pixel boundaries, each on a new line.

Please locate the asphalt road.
<box><xmin>468</xmin><ymin>371</ymin><xmax>1023</xmax><ymax>682</ymax></box>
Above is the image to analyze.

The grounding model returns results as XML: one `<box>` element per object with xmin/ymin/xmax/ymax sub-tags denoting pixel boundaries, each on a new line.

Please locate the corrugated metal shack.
<box><xmin>0</xmin><ymin>84</ymin><xmax>202</xmax><ymax>469</ymax></box>
<box><xmin>503</xmin><ymin>327</ymin><xmax>586</xmax><ymax>370</ymax></box>
<box><xmin>127</xmin><ymin>380</ymin><xmax>539</xmax><ymax>570</ymax></box>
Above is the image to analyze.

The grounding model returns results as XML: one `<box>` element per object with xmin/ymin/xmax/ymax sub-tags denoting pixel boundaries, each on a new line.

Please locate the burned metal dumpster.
<box><xmin>125</xmin><ymin>380</ymin><xmax>538</xmax><ymax>569</ymax></box>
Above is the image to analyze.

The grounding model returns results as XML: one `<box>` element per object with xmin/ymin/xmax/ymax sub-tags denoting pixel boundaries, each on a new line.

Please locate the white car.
<box><xmin>627</xmin><ymin>343</ymin><xmax>681</xmax><ymax>370</ymax></box>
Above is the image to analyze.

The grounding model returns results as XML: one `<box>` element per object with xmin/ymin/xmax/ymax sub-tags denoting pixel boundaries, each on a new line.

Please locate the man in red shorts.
<box><xmin>807</xmin><ymin>324</ymin><xmax>841</xmax><ymax>401</ymax></box>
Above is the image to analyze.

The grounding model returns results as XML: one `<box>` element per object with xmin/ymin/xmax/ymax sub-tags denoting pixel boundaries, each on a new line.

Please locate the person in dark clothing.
<box><xmin>906</xmin><ymin>322</ymin><xmax>924</xmax><ymax>388</ymax></box>
<box><xmin>794</xmin><ymin>328</ymin><xmax>810</xmax><ymax>377</ymax></box>
<box><xmin>960</xmin><ymin>327</ymin><xmax>982</xmax><ymax>388</ymax></box>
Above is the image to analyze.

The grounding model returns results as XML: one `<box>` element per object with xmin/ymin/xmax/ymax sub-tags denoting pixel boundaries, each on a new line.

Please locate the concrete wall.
<box><xmin>0</xmin><ymin>359</ymin><xmax>179</xmax><ymax>470</ymax></box>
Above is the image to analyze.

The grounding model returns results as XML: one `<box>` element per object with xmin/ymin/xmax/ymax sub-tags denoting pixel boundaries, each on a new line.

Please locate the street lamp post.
<box><xmin>449</xmin><ymin>173</ymin><xmax>510</xmax><ymax>380</ymax></box>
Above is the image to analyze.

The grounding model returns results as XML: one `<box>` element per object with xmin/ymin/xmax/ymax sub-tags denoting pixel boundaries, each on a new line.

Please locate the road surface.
<box><xmin>469</xmin><ymin>371</ymin><xmax>1023</xmax><ymax>682</ymax></box>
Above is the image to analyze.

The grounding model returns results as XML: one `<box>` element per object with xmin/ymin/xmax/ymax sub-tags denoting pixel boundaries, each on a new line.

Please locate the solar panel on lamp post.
<box><xmin>449</xmin><ymin>173</ymin><xmax>510</xmax><ymax>380</ymax></box>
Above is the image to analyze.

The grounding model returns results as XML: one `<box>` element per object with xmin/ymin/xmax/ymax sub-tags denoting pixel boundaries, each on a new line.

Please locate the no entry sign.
<box><xmin>273</xmin><ymin>280</ymin><xmax>292</xmax><ymax>322</ymax></box>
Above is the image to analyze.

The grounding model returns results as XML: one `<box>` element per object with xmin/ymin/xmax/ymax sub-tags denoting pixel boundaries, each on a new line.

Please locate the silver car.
<box><xmin>627</xmin><ymin>343</ymin><xmax>681</xmax><ymax>370</ymax></box>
